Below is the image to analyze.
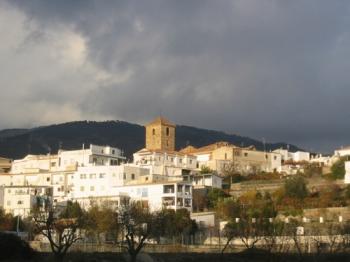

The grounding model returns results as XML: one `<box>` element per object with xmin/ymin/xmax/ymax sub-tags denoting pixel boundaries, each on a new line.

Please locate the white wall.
<box><xmin>292</xmin><ymin>151</ymin><xmax>310</xmax><ymax>162</ymax></box>
<box><xmin>133</xmin><ymin>150</ymin><xmax>197</xmax><ymax>175</ymax></box>
<box><xmin>345</xmin><ymin>162</ymin><xmax>350</xmax><ymax>184</ymax></box>
<box><xmin>2</xmin><ymin>186</ymin><xmax>51</xmax><ymax>217</ymax></box>
<box><xmin>115</xmin><ymin>182</ymin><xmax>192</xmax><ymax>212</ymax></box>
<box><xmin>335</xmin><ymin>148</ymin><xmax>350</xmax><ymax>157</ymax></box>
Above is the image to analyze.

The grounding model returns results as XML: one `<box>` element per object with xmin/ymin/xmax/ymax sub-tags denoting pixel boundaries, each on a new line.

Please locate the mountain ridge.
<box><xmin>0</xmin><ymin>120</ymin><xmax>301</xmax><ymax>160</ymax></box>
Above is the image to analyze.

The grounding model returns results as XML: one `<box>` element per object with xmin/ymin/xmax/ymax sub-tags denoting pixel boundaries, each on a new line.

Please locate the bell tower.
<box><xmin>145</xmin><ymin>117</ymin><xmax>175</xmax><ymax>151</ymax></box>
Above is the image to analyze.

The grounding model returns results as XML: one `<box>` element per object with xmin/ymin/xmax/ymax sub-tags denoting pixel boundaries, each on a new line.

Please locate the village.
<box><xmin>1</xmin><ymin>117</ymin><xmax>350</xmax><ymax>261</ymax></box>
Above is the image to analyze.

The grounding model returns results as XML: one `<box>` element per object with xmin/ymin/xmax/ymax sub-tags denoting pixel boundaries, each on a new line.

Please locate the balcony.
<box><xmin>163</xmin><ymin>185</ymin><xmax>175</xmax><ymax>194</ymax></box>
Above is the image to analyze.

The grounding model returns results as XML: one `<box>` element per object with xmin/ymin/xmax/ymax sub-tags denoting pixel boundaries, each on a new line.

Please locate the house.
<box><xmin>181</xmin><ymin>142</ymin><xmax>282</xmax><ymax>175</ymax></box>
<box><xmin>183</xmin><ymin>173</ymin><xmax>223</xmax><ymax>189</ymax></box>
<box><xmin>335</xmin><ymin>146</ymin><xmax>350</xmax><ymax>157</ymax></box>
<box><xmin>0</xmin><ymin>185</ymin><xmax>52</xmax><ymax>217</ymax></box>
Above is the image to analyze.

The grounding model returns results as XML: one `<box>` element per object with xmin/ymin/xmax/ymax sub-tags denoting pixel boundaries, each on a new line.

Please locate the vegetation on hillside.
<box><xmin>0</xmin><ymin>121</ymin><xmax>301</xmax><ymax>160</ymax></box>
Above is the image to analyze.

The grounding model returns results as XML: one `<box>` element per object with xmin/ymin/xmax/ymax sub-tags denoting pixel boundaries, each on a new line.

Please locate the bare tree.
<box><xmin>222</xmin><ymin>161</ymin><xmax>241</xmax><ymax>184</ymax></box>
<box><xmin>284</xmin><ymin>220</ymin><xmax>310</xmax><ymax>261</ymax></box>
<box><xmin>311</xmin><ymin>222</ymin><xmax>343</xmax><ymax>255</ymax></box>
<box><xmin>32</xmin><ymin>202</ymin><xmax>84</xmax><ymax>262</ymax></box>
<box><xmin>262</xmin><ymin>220</ymin><xmax>292</xmax><ymax>257</ymax></box>
<box><xmin>118</xmin><ymin>202</ymin><xmax>159</xmax><ymax>262</ymax></box>
<box><xmin>339</xmin><ymin>221</ymin><xmax>350</xmax><ymax>252</ymax></box>
<box><xmin>221</xmin><ymin>221</ymin><xmax>238</xmax><ymax>257</ymax></box>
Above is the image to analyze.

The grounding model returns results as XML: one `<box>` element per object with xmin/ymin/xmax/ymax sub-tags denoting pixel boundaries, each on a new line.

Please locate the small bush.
<box><xmin>331</xmin><ymin>158</ymin><xmax>346</xmax><ymax>179</ymax></box>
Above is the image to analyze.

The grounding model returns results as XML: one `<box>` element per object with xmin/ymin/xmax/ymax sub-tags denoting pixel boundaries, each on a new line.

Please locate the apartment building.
<box><xmin>0</xmin><ymin>185</ymin><xmax>52</xmax><ymax>216</ymax></box>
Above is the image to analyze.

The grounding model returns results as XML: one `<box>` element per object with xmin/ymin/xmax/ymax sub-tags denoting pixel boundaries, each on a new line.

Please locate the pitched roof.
<box><xmin>179</xmin><ymin>141</ymin><xmax>237</xmax><ymax>154</ymax></box>
<box><xmin>135</xmin><ymin>148</ymin><xmax>194</xmax><ymax>156</ymax></box>
<box><xmin>145</xmin><ymin>116</ymin><xmax>175</xmax><ymax>127</ymax></box>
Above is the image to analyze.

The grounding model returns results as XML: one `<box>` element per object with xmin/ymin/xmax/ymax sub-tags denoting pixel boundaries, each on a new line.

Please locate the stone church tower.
<box><xmin>145</xmin><ymin>117</ymin><xmax>175</xmax><ymax>151</ymax></box>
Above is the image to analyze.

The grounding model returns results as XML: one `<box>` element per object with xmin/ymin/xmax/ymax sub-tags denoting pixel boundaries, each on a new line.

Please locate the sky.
<box><xmin>0</xmin><ymin>0</ymin><xmax>350</xmax><ymax>153</ymax></box>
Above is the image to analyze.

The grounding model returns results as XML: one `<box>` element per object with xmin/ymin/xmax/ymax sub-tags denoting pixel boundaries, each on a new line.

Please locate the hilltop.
<box><xmin>0</xmin><ymin>120</ymin><xmax>301</xmax><ymax>160</ymax></box>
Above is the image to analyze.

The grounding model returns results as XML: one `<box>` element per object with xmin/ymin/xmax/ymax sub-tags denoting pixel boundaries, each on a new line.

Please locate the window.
<box><xmin>110</xmin><ymin>159</ymin><xmax>118</xmax><ymax>165</ymax></box>
<box><xmin>244</xmin><ymin>152</ymin><xmax>248</xmax><ymax>157</ymax></box>
<box><xmin>51</xmin><ymin>162</ymin><xmax>56</xmax><ymax>167</ymax></box>
<box><xmin>46</xmin><ymin>177</ymin><xmax>50</xmax><ymax>182</ymax></box>
<box><xmin>142</xmin><ymin>188</ymin><xmax>148</xmax><ymax>197</ymax></box>
<box><xmin>131</xmin><ymin>174</ymin><xmax>135</xmax><ymax>180</ymax></box>
<box><xmin>190</xmin><ymin>160</ymin><xmax>192</xmax><ymax>164</ymax></box>
<box><xmin>80</xmin><ymin>186</ymin><xmax>84</xmax><ymax>192</ymax></box>
<box><xmin>112</xmin><ymin>149</ymin><xmax>115</xmax><ymax>154</ymax></box>
<box><xmin>152</xmin><ymin>128</ymin><xmax>155</xmax><ymax>135</ymax></box>
<box><xmin>99</xmin><ymin>173</ymin><xmax>105</xmax><ymax>178</ymax></box>
<box><xmin>17</xmin><ymin>200</ymin><xmax>23</xmax><ymax>205</ymax></box>
<box><xmin>80</xmin><ymin>174</ymin><xmax>86</xmax><ymax>179</ymax></box>
<box><xmin>89</xmin><ymin>174</ymin><xmax>96</xmax><ymax>179</ymax></box>
<box><xmin>90</xmin><ymin>186</ymin><xmax>95</xmax><ymax>191</ymax></box>
<box><xmin>123</xmin><ymin>173</ymin><xmax>126</xmax><ymax>179</ymax></box>
<box><xmin>166</xmin><ymin>127</ymin><xmax>169</xmax><ymax>136</ymax></box>
<box><xmin>225</xmin><ymin>153</ymin><xmax>227</xmax><ymax>160</ymax></box>
<box><xmin>265</xmin><ymin>155</ymin><xmax>268</xmax><ymax>159</ymax></box>
<box><xmin>274</xmin><ymin>156</ymin><xmax>277</xmax><ymax>160</ymax></box>
<box><xmin>162</xmin><ymin>197</ymin><xmax>175</xmax><ymax>206</ymax></box>
<box><xmin>101</xmin><ymin>149</ymin><xmax>104</xmax><ymax>154</ymax></box>
<box><xmin>179</xmin><ymin>158</ymin><xmax>182</xmax><ymax>163</ymax></box>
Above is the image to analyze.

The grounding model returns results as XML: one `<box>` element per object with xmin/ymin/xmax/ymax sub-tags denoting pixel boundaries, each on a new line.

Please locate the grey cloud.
<box><xmin>2</xmin><ymin>0</ymin><xmax>350</xmax><ymax>153</ymax></box>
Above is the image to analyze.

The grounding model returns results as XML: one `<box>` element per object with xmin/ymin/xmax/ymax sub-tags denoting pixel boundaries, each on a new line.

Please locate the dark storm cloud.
<box><xmin>2</xmin><ymin>0</ymin><xmax>350</xmax><ymax>152</ymax></box>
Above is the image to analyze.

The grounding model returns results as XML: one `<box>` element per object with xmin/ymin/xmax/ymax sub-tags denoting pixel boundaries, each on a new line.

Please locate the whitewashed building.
<box><xmin>133</xmin><ymin>149</ymin><xmax>197</xmax><ymax>177</ymax></box>
<box><xmin>335</xmin><ymin>147</ymin><xmax>350</xmax><ymax>157</ymax></box>
<box><xmin>0</xmin><ymin>185</ymin><xmax>52</xmax><ymax>217</ymax></box>
<box><xmin>11</xmin><ymin>144</ymin><xmax>126</xmax><ymax>174</ymax></box>
<box><xmin>183</xmin><ymin>173</ymin><xmax>223</xmax><ymax>189</ymax></box>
